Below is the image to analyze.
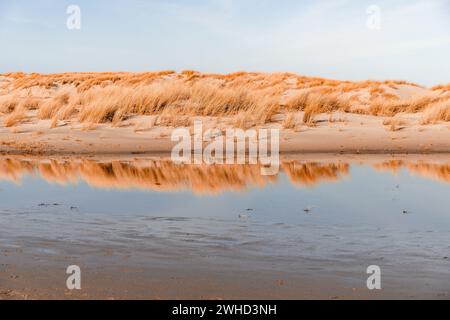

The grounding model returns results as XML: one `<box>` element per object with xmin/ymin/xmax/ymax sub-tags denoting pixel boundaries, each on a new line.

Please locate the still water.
<box><xmin>0</xmin><ymin>157</ymin><xmax>449</xmax><ymax>298</ymax></box>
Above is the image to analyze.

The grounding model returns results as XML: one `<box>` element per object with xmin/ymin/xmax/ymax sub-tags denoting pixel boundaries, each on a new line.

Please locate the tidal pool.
<box><xmin>0</xmin><ymin>156</ymin><xmax>449</xmax><ymax>299</ymax></box>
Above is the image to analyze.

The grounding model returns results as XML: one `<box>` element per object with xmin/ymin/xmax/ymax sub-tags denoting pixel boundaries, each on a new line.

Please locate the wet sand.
<box><xmin>1</xmin><ymin>219</ymin><xmax>448</xmax><ymax>300</ymax></box>
<box><xmin>0</xmin><ymin>251</ymin><xmax>437</xmax><ymax>300</ymax></box>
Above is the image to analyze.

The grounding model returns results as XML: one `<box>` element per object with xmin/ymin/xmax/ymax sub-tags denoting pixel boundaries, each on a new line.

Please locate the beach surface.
<box><xmin>1</xmin><ymin>112</ymin><xmax>449</xmax><ymax>155</ymax></box>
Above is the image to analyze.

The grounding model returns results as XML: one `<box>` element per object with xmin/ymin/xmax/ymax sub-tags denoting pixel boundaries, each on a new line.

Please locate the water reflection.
<box><xmin>373</xmin><ymin>160</ymin><xmax>450</xmax><ymax>184</ymax></box>
<box><xmin>0</xmin><ymin>157</ymin><xmax>448</xmax><ymax>194</ymax></box>
<box><xmin>1</xmin><ymin>156</ymin><xmax>450</xmax><ymax>299</ymax></box>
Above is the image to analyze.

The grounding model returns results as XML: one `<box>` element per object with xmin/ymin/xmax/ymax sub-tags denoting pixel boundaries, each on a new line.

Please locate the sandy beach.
<box><xmin>0</xmin><ymin>112</ymin><xmax>449</xmax><ymax>156</ymax></box>
<box><xmin>1</xmin><ymin>72</ymin><xmax>449</xmax><ymax>301</ymax></box>
<box><xmin>0</xmin><ymin>250</ymin><xmax>440</xmax><ymax>300</ymax></box>
<box><xmin>3</xmin><ymin>0</ymin><xmax>450</xmax><ymax>307</ymax></box>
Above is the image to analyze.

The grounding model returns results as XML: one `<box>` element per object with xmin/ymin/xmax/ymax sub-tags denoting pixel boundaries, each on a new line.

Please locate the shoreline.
<box><xmin>1</xmin><ymin>152</ymin><xmax>450</xmax><ymax>162</ymax></box>
<box><xmin>1</xmin><ymin>113</ymin><xmax>449</xmax><ymax>156</ymax></box>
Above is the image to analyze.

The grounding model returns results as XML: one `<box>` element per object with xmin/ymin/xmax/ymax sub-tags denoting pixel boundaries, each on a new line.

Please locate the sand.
<box><xmin>0</xmin><ymin>254</ymin><xmax>428</xmax><ymax>300</ymax></box>
<box><xmin>0</xmin><ymin>112</ymin><xmax>449</xmax><ymax>156</ymax></box>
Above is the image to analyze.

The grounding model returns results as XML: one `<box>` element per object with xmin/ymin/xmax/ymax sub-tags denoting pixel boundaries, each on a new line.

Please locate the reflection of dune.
<box><xmin>0</xmin><ymin>159</ymin><xmax>278</xmax><ymax>195</ymax></box>
<box><xmin>0</xmin><ymin>158</ymin><xmax>448</xmax><ymax>193</ymax></box>
<box><xmin>38</xmin><ymin>160</ymin><xmax>80</xmax><ymax>185</ymax></box>
<box><xmin>282</xmin><ymin>162</ymin><xmax>349</xmax><ymax>186</ymax></box>
<box><xmin>76</xmin><ymin>161</ymin><xmax>277</xmax><ymax>194</ymax></box>
<box><xmin>0</xmin><ymin>158</ymin><xmax>34</xmax><ymax>183</ymax></box>
<box><xmin>373</xmin><ymin>160</ymin><xmax>450</xmax><ymax>184</ymax></box>
<box><xmin>406</xmin><ymin>163</ymin><xmax>450</xmax><ymax>184</ymax></box>
<box><xmin>373</xmin><ymin>160</ymin><xmax>404</xmax><ymax>175</ymax></box>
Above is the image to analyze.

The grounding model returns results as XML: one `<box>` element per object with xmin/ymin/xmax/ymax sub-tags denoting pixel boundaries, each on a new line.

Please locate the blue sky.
<box><xmin>0</xmin><ymin>0</ymin><xmax>449</xmax><ymax>86</ymax></box>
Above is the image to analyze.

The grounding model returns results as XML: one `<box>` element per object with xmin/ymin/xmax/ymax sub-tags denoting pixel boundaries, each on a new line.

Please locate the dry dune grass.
<box><xmin>369</xmin><ymin>94</ymin><xmax>441</xmax><ymax>116</ymax></box>
<box><xmin>282</xmin><ymin>113</ymin><xmax>296</xmax><ymax>129</ymax></box>
<box><xmin>1</xmin><ymin>71</ymin><xmax>449</xmax><ymax>128</ymax></box>
<box><xmin>302</xmin><ymin>94</ymin><xmax>351</xmax><ymax>124</ymax></box>
<box><xmin>0</xmin><ymin>94</ymin><xmax>20</xmax><ymax>114</ymax></box>
<box><xmin>73</xmin><ymin>81</ymin><xmax>278</xmax><ymax>126</ymax></box>
<box><xmin>420</xmin><ymin>96</ymin><xmax>450</xmax><ymax>124</ymax></box>
<box><xmin>283</xmin><ymin>90</ymin><xmax>352</xmax><ymax>124</ymax></box>
<box><xmin>3</xmin><ymin>107</ymin><xmax>27</xmax><ymax>127</ymax></box>
<box><xmin>431</xmin><ymin>83</ymin><xmax>450</xmax><ymax>91</ymax></box>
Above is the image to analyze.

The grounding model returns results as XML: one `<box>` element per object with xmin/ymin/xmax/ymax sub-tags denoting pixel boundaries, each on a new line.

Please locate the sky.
<box><xmin>0</xmin><ymin>0</ymin><xmax>449</xmax><ymax>86</ymax></box>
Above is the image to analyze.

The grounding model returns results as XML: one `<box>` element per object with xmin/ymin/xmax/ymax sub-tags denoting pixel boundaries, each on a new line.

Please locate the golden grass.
<box><xmin>284</xmin><ymin>90</ymin><xmax>352</xmax><ymax>124</ymax></box>
<box><xmin>38</xmin><ymin>91</ymin><xmax>72</xmax><ymax>119</ymax></box>
<box><xmin>20</xmin><ymin>96</ymin><xmax>41</xmax><ymax>110</ymax></box>
<box><xmin>369</xmin><ymin>93</ymin><xmax>442</xmax><ymax>116</ymax></box>
<box><xmin>421</xmin><ymin>99</ymin><xmax>450</xmax><ymax>124</ymax></box>
<box><xmin>74</xmin><ymin>81</ymin><xmax>271</xmax><ymax>125</ymax></box>
<box><xmin>302</xmin><ymin>93</ymin><xmax>351</xmax><ymax>124</ymax></box>
<box><xmin>0</xmin><ymin>94</ymin><xmax>19</xmax><ymax>114</ymax></box>
<box><xmin>431</xmin><ymin>83</ymin><xmax>450</xmax><ymax>91</ymax></box>
<box><xmin>1</xmin><ymin>71</ymin><xmax>449</xmax><ymax>128</ymax></box>
<box><xmin>3</xmin><ymin>107</ymin><xmax>27</xmax><ymax>127</ymax></box>
<box><xmin>282</xmin><ymin>113</ymin><xmax>296</xmax><ymax>129</ymax></box>
<box><xmin>284</xmin><ymin>90</ymin><xmax>310</xmax><ymax>110</ymax></box>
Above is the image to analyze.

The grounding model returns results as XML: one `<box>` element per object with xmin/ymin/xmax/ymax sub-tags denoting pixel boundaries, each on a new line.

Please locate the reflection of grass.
<box><xmin>0</xmin><ymin>157</ymin><xmax>449</xmax><ymax>192</ymax></box>
<box><xmin>282</xmin><ymin>162</ymin><xmax>349</xmax><ymax>186</ymax></box>
<box><xmin>373</xmin><ymin>160</ymin><xmax>450</xmax><ymax>184</ymax></box>
<box><xmin>0</xmin><ymin>158</ymin><xmax>349</xmax><ymax>193</ymax></box>
<box><xmin>1</xmin><ymin>72</ymin><xmax>449</xmax><ymax>128</ymax></box>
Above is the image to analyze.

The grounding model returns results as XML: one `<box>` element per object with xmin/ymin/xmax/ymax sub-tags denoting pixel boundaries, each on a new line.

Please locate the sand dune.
<box><xmin>0</xmin><ymin>72</ymin><xmax>449</xmax><ymax>155</ymax></box>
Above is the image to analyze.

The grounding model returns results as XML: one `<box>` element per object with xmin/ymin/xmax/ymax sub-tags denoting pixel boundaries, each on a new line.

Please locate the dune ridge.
<box><xmin>1</xmin><ymin>71</ymin><xmax>449</xmax><ymax>129</ymax></box>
